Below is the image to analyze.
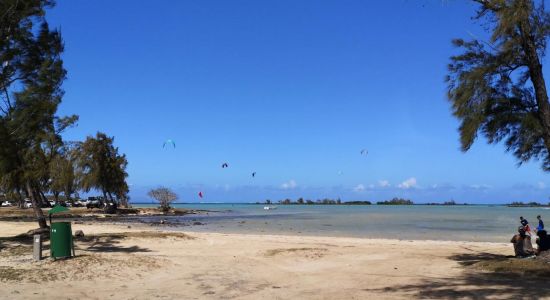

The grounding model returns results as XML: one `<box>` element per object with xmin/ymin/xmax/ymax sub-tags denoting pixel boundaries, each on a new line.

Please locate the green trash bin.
<box><xmin>49</xmin><ymin>205</ymin><xmax>75</xmax><ymax>259</ymax></box>
<box><xmin>50</xmin><ymin>222</ymin><xmax>74</xmax><ymax>259</ymax></box>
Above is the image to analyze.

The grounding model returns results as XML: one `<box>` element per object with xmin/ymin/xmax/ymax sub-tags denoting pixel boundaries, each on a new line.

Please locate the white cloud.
<box><xmin>281</xmin><ymin>180</ymin><xmax>297</xmax><ymax>190</ymax></box>
<box><xmin>538</xmin><ymin>182</ymin><xmax>546</xmax><ymax>189</ymax></box>
<box><xmin>429</xmin><ymin>183</ymin><xmax>456</xmax><ymax>190</ymax></box>
<box><xmin>353</xmin><ymin>184</ymin><xmax>366</xmax><ymax>192</ymax></box>
<box><xmin>469</xmin><ymin>184</ymin><xmax>491</xmax><ymax>190</ymax></box>
<box><xmin>378</xmin><ymin>180</ymin><xmax>390</xmax><ymax>188</ymax></box>
<box><xmin>398</xmin><ymin>177</ymin><xmax>417</xmax><ymax>189</ymax></box>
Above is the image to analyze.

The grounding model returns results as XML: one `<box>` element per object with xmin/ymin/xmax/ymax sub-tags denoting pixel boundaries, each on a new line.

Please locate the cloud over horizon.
<box><xmin>126</xmin><ymin>179</ymin><xmax>550</xmax><ymax>204</ymax></box>
<box><xmin>398</xmin><ymin>178</ymin><xmax>417</xmax><ymax>189</ymax></box>
<box><xmin>353</xmin><ymin>184</ymin><xmax>366</xmax><ymax>192</ymax></box>
<box><xmin>281</xmin><ymin>180</ymin><xmax>298</xmax><ymax>190</ymax></box>
<box><xmin>378</xmin><ymin>180</ymin><xmax>391</xmax><ymax>188</ymax></box>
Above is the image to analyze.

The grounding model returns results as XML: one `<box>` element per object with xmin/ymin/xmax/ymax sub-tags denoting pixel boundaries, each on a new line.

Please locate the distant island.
<box><xmin>260</xmin><ymin>198</ymin><xmax>360</xmax><ymax>205</ymax></box>
<box><xmin>422</xmin><ymin>200</ymin><xmax>468</xmax><ymax>206</ymax></box>
<box><xmin>507</xmin><ymin>201</ymin><xmax>550</xmax><ymax>207</ymax></box>
<box><xmin>255</xmin><ymin>198</ymin><xmax>477</xmax><ymax>206</ymax></box>
<box><xmin>259</xmin><ymin>197</ymin><xmax>418</xmax><ymax>205</ymax></box>
<box><xmin>376</xmin><ymin>198</ymin><xmax>413</xmax><ymax>205</ymax></box>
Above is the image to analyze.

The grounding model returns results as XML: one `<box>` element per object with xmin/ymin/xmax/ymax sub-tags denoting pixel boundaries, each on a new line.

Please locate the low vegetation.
<box><xmin>376</xmin><ymin>198</ymin><xmax>414</xmax><ymax>205</ymax></box>
<box><xmin>261</xmin><ymin>198</ymin><xmax>372</xmax><ymax>205</ymax></box>
<box><xmin>508</xmin><ymin>202</ymin><xmax>550</xmax><ymax>207</ymax></box>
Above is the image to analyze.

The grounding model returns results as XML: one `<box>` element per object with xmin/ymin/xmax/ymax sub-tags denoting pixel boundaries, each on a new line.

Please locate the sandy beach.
<box><xmin>1</xmin><ymin>220</ymin><xmax>548</xmax><ymax>300</ymax></box>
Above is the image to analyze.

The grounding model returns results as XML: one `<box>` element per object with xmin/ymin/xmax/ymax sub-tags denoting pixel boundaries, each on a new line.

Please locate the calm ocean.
<box><xmin>131</xmin><ymin>203</ymin><xmax>549</xmax><ymax>243</ymax></box>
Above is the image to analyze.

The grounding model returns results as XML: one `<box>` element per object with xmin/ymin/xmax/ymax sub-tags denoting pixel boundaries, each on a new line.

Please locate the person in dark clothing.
<box><xmin>537</xmin><ymin>215</ymin><xmax>545</xmax><ymax>232</ymax></box>
<box><xmin>536</xmin><ymin>230</ymin><xmax>550</xmax><ymax>255</ymax></box>
<box><xmin>520</xmin><ymin>216</ymin><xmax>528</xmax><ymax>226</ymax></box>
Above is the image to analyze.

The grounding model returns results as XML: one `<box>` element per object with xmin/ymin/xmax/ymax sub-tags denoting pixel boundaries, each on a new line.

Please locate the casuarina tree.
<box><xmin>75</xmin><ymin>132</ymin><xmax>129</xmax><ymax>206</ymax></box>
<box><xmin>447</xmin><ymin>0</ymin><xmax>550</xmax><ymax>170</ymax></box>
<box><xmin>0</xmin><ymin>0</ymin><xmax>77</xmax><ymax>228</ymax></box>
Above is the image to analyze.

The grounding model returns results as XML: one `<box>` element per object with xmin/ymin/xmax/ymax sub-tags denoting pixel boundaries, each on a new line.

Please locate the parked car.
<box><xmin>86</xmin><ymin>198</ymin><xmax>101</xmax><ymax>209</ymax></box>
<box><xmin>103</xmin><ymin>202</ymin><xmax>118</xmax><ymax>214</ymax></box>
<box><xmin>1</xmin><ymin>201</ymin><xmax>12</xmax><ymax>207</ymax></box>
<box><xmin>24</xmin><ymin>200</ymin><xmax>32</xmax><ymax>208</ymax></box>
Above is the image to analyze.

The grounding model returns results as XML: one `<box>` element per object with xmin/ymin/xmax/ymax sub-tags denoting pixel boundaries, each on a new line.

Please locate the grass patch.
<box><xmin>78</xmin><ymin>231</ymin><xmax>194</xmax><ymax>241</ymax></box>
<box><xmin>0</xmin><ymin>266</ymin><xmax>25</xmax><ymax>282</ymax></box>
<box><xmin>115</xmin><ymin>231</ymin><xmax>193</xmax><ymax>239</ymax></box>
<box><xmin>265</xmin><ymin>247</ymin><xmax>328</xmax><ymax>257</ymax></box>
<box><xmin>0</xmin><ymin>253</ymin><xmax>162</xmax><ymax>283</ymax></box>
<box><xmin>0</xmin><ymin>244</ymin><xmax>32</xmax><ymax>256</ymax></box>
<box><xmin>473</xmin><ymin>258</ymin><xmax>550</xmax><ymax>278</ymax></box>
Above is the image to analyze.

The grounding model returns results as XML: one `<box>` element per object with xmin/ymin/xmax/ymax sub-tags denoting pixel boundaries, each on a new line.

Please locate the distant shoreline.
<box><xmin>132</xmin><ymin>202</ymin><xmax>505</xmax><ymax>206</ymax></box>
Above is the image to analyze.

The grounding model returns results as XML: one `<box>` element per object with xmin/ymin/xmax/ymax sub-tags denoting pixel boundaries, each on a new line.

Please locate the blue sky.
<box><xmin>48</xmin><ymin>0</ymin><xmax>549</xmax><ymax>203</ymax></box>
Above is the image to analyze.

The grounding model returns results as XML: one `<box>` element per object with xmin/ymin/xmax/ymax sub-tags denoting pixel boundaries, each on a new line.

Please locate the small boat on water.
<box><xmin>263</xmin><ymin>206</ymin><xmax>277</xmax><ymax>210</ymax></box>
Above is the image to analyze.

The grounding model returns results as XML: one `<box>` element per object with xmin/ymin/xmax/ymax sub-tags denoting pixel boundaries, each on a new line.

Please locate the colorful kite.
<box><xmin>163</xmin><ymin>139</ymin><xmax>176</xmax><ymax>149</ymax></box>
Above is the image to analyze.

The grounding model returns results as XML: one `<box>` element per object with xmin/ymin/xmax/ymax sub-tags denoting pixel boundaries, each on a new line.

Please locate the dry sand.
<box><xmin>0</xmin><ymin>221</ymin><xmax>549</xmax><ymax>300</ymax></box>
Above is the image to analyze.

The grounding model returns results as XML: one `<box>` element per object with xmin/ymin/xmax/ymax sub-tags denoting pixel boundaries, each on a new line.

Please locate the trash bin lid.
<box><xmin>48</xmin><ymin>204</ymin><xmax>70</xmax><ymax>215</ymax></box>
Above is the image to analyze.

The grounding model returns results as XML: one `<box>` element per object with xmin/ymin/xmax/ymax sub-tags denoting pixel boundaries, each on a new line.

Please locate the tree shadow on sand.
<box><xmin>76</xmin><ymin>235</ymin><xmax>151</xmax><ymax>253</ymax></box>
<box><xmin>367</xmin><ymin>252</ymin><xmax>550</xmax><ymax>299</ymax></box>
<box><xmin>0</xmin><ymin>234</ymin><xmax>37</xmax><ymax>245</ymax></box>
<box><xmin>0</xmin><ymin>234</ymin><xmax>35</xmax><ymax>250</ymax></box>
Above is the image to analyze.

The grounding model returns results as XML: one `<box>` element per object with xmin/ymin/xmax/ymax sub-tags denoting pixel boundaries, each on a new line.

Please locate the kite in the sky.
<box><xmin>163</xmin><ymin>139</ymin><xmax>176</xmax><ymax>149</ymax></box>
<box><xmin>252</xmin><ymin>172</ymin><xmax>256</xmax><ymax>177</ymax></box>
<box><xmin>360</xmin><ymin>149</ymin><xmax>368</xmax><ymax>156</ymax></box>
<box><xmin>198</xmin><ymin>191</ymin><xmax>203</xmax><ymax>198</ymax></box>
<box><xmin>338</xmin><ymin>171</ymin><xmax>344</xmax><ymax>175</ymax></box>
<box><xmin>222</xmin><ymin>163</ymin><xmax>229</xmax><ymax>168</ymax></box>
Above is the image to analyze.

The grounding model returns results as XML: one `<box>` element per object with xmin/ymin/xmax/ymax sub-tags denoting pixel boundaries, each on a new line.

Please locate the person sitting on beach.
<box><xmin>537</xmin><ymin>215</ymin><xmax>545</xmax><ymax>232</ymax></box>
<box><xmin>536</xmin><ymin>230</ymin><xmax>550</xmax><ymax>255</ymax></box>
<box><xmin>511</xmin><ymin>226</ymin><xmax>534</xmax><ymax>257</ymax></box>
<box><xmin>520</xmin><ymin>216</ymin><xmax>531</xmax><ymax>235</ymax></box>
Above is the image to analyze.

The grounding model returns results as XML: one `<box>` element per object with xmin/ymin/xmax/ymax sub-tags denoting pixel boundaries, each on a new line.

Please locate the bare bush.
<box><xmin>147</xmin><ymin>187</ymin><xmax>177</xmax><ymax>212</ymax></box>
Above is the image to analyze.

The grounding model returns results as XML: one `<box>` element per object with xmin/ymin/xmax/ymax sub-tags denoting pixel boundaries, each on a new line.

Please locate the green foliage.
<box><xmin>75</xmin><ymin>132</ymin><xmax>129</xmax><ymax>205</ymax></box>
<box><xmin>508</xmin><ymin>201</ymin><xmax>547</xmax><ymax>206</ymax></box>
<box><xmin>344</xmin><ymin>201</ymin><xmax>372</xmax><ymax>205</ymax></box>
<box><xmin>0</xmin><ymin>0</ymin><xmax>69</xmax><ymax>226</ymax></box>
<box><xmin>377</xmin><ymin>198</ymin><xmax>414</xmax><ymax>205</ymax></box>
<box><xmin>447</xmin><ymin>0</ymin><xmax>550</xmax><ymax>170</ymax></box>
<box><xmin>0</xmin><ymin>0</ymin><xmax>131</xmax><ymax>221</ymax></box>
<box><xmin>49</xmin><ymin>148</ymin><xmax>76</xmax><ymax>200</ymax></box>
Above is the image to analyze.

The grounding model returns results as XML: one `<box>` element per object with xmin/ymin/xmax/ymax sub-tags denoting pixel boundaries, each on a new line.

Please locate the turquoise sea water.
<box><xmin>131</xmin><ymin>203</ymin><xmax>549</xmax><ymax>243</ymax></box>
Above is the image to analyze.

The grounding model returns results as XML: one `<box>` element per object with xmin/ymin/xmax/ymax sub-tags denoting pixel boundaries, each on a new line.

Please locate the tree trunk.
<box><xmin>518</xmin><ymin>20</ymin><xmax>550</xmax><ymax>153</ymax></box>
<box><xmin>17</xmin><ymin>189</ymin><xmax>24</xmax><ymax>209</ymax></box>
<box><xmin>53</xmin><ymin>191</ymin><xmax>59</xmax><ymax>203</ymax></box>
<box><xmin>120</xmin><ymin>196</ymin><xmax>128</xmax><ymax>208</ymax></box>
<box><xmin>39</xmin><ymin>190</ymin><xmax>49</xmax><ymax>207</ymax></box>
<box><xmin>26</xmin><ymin>181</ymin><xmax>48</xmax><ymax>229</ymax></box>
<box><xmin>102</xmin><ymin>190</ymin><xmax>107</xmax><ymax>206</ymax></box>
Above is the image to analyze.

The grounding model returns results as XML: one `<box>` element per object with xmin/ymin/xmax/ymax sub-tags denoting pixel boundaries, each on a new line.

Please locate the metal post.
<box><xmin>33</xmin><ymin>234</ymin><xmax>42</xmax><ymax>261</ymax></box>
